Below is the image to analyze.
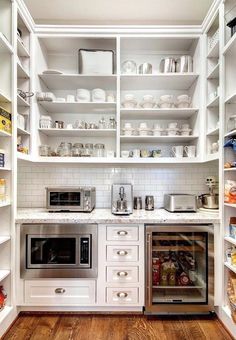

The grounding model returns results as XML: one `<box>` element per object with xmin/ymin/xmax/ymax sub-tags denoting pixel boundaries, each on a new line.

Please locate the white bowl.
<box><xmin>158</xmin><ymin>102</ymin><xmax>173</xmax><ymax>108</ymax></box>
<box><xmin>123</xmin><ymin>129</ymin><xmax>134</xmax><ymax>136</ymax></box>
<box><xmin>177</xmin><ymin>94</ymin><xmax>190</xmax><ymax>102</ymax></box>
<box><xmin>122</xmin><ymin>100</ymin><xmax>137</xmax><ymax>108</ymax></box>
<box><xmin>176</xmin><ymin>102</ymin><xmax>190</xmax><ymax>108</ymax></box>
<box><xmin>124</xmin><ymin>122</ymin><xmax>133</xmax><ymax>129</ymax></box>
<box><xmin>139</xmin><ymin>122</ymin><xmax>148</xmax><ymax>129</ymax></box>
<box><xmin>138</xmin><ymin>129</ymin><xmax>151</xmax><ymax>136</ymax></box>
<box><xmin>166</xmin><ymin>128</ymin><xmax>179</xmax><ymax>136</ymax></box>
<box><xmin>140</xmin><ymin>101</ymin><xmax>156</xmax><ymax>109</ymax></box>
<box><xmin>153</xmin><ymin>129</ymin><xmax>163</xmax><ymax>136</ymax></box>
<box><xmin>142</xmin><ymin>94</ymin><xmax>154</xmax><ymax>102</ymax></box>
<box><xmin>180</xmin><ymin>129</ymin><xmax>192</xmax><ymax>136</ymax></box>
<box><xmin>181</xmin><ymin>124</ymin><xmax>190</xmax><ymax>129</ymax></box>
<box><xmin>168</xmin><ymin>122</ymin><xmax>178</xmax><ymax>129</ymax></box>
<box><xmin>154</xmin><ymin>124</ymin><xmax>161</xmax><ymax>130</ymax></box>
<box><xmin>160</xmin><ymin>95</ymin><xmax>174</xmax><ymax>103</ymax></box>
<box><xmin>76</xmin><ymin>89</ymin><xmax>91</xmax><ymax>102</ymax></box>
<box><xmin>124</xmin><ymin>94</ymin><xmax>135</xmax><ymax>101</ymax></box>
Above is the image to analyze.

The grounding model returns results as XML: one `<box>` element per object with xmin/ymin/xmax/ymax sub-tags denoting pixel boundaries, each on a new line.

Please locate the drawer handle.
<box><xmin>117</xmin><ymin>230</ymin><xmax>128</xmax><ymax>236</ymax></box>
<box><xmin>55</xmin><ymin>288</ymin><xmax>66</xmax><ymax>294</ymax></box>
<box><xmin>117</xmin><ymin>292</ymin><xmax>128</xmax><ymax>298</ymax></box>
<box><xmin>117</xmin><ymin>271</ymin><xmax>128</xmax><ymax>277</ymax></box>
<box><xmin>117</xmin><ymin>250</ymin><xmax>128</xmax><ymax>256</ymax></box>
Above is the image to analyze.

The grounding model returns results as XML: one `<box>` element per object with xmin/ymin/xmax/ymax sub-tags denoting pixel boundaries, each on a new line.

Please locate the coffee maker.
<box><xmin>111</xmin><ymin>184</ymin><xmax>133</xmax><ymax>215</ymax></box>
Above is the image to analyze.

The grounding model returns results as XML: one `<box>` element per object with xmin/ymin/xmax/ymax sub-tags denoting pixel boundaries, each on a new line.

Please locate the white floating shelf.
<box><xmin>0</xmin><ymin>270</ymin><xmax>10</xmax><ymax>282</ymax></box>
<box><xmin>17</xmin><ymin>37</ymin><xmax>30</xmax><ymax>57</ymax></box>
<box><xmin>207</xmin><ymin>96</ymin><xmax>219</xmax><ymax>108</ymax></box>
<box><xmin>224</xmin><ymin>167</ymin><xmax>236</xmax><ymax>172</ymax></box>
<box><xmin>17</xmin><ymin>94</ymin><xmax>30</xmax><ymax>107</ymax></box>
<box><xmin>225</xmin><ymin>237</ymin><xmax>236</xmax><ymax>246</ymax></box>
<box><xmin>120</xmin><ymin>108</ymin><xmax>198</xmax><ymax>120</ymax></box>
<box><xmin>39</xmin><ymin>74</ymin><xmax>117</xmax><ymax>90</ymax></box>
<box><xmin>17</xmin><ymin>127</ymin><xmax>30</xmax><ymax>136</ymax></box>
<box><xmin>206</xmin><ymin>153</ymin><xmax>219</xmax><ymax>162</ymax></box>
<box><xmin>207</xmin><ymin>41</ymin><xmax>219</xmax><ymax>58</ymax></box>
<box><xmin>225</xmin><ymin>93</ymin><xmax>236</xmax><ymax>104</ymax></box>
<box><xmin>225</xmin><ymin>262</ymin><xmax>236</xmax><ymax>274</ymax></box>
<box><xmin>225</xmin><ymin>129</ymin><xmax>236</xmax><ymax>138</ymax></box>
<box><xmin>17</xmin><ymin>152</ymin><xmax>31</xmax><ymax>161</ymax></box>
<box><xmin>17</xmin><ymin>62</ymin><xmax>30</xmax><ymax>79</ymax></box>
<box><xmin>225</xmin><ymin>203</ymin><xmax>236</xmax><ymax>208</ymax></box>
<box><xmin>120</xmin><ymin>73</ymin><xmax>199</xmax><ymax>90</ymax></box>
<box><xmin>0</xmin><ymin>167</ymin><xmax>11</xmax><ymax>171</ymax></box>
<box><xmin>39</xmin><ymin>101</ymin><xmax>116</xmax><ymax>114</ymax></box>
<box><xmin>39</xmin><ymin>128</ymin><xmax>116</xmax><ymax>137</ymax></box>
<box><xmin>0</xmin><ymin>33</ymin><xmax>13</xmax><ymax>54</ymax></box>
<box><xmin>0</xmin><ymin>306</ymin><xmax>13</xmax><ymax>324</ymax></box>
<box><xmin>0</xmin><ymin>200</ymin><xmax>11</xmax><ymax>208</ymax></box>
<box><xmin>0</xmin><ymin>130</ymin><xmax>11</xmax><ymax>137</ymax></box>
<box><xmin>0</xmin><ymin>236</ymin><xmax>10</xmax><ymax>245</ymax></box>
<box><xmin>207</xmin><ymin>127</ymin><xmax>219</xmax><ymax>136</ymax></box>
<box><xmin>36</xmin><ymin>156</ymin><xmax>201</xmax><ymax>164</ymax></box>
<box><xmin>207</xmin><ymin>63</ymin><xmax>219</xmax><ymax>79</ymax></box>
<box><xmin>120</xmin><ymin>135</ymin><xmax>198</xmax><ymax>143</ymax></box>
<box><xmin>223</xmin><ymin>33</ymin><xmax>236</xmax><ymax>55</ymax></box>
<box><xmin>0</xmin><ymin>91</ymin><xmax>11</xmax><ymax>103</ymax></box>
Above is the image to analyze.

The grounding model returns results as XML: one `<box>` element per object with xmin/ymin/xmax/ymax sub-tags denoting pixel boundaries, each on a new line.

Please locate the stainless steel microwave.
<box><xmin>46</xmin><ymin>186</ymin><xmax>96</xmax><ymax>212</ymax></box>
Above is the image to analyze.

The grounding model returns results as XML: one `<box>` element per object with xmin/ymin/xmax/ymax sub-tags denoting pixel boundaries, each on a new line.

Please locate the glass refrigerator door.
<box><xmin>151</xmin><ymin>231</ymin><xmax>208</xmax><ymax>304</ymax></box>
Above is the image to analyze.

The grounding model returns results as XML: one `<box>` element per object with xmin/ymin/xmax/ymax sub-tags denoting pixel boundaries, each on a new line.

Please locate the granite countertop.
<box><xmin>16</xmin><ymin>208</ymin><xmax>220</xmax><ymax>224</ymax></box>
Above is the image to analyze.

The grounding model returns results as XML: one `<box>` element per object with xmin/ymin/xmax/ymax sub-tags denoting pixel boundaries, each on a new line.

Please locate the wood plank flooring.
<box><xmin>2</xmin><ymin>314</ymin><xmax>234</xmax><ymax>340</ymax></box>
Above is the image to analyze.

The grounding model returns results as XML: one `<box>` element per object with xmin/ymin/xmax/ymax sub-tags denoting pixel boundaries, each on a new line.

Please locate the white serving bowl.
<box><xmin>138</xmin><ymin>129</ymin><xmax>151</xmax><ymax>136</ymax></box>
<box><xmin>160</xmin><ymin>95</ymin><xmax>174</xmax><ymax>103</ymax></box>
<box><xmin>140</xmin><ymin>101</ymin><xmax>156</xmax><ymax>109</ymax></box>
<box><xmin>153</xmin><ymin>129</ymin><xmax>163</xmax><ymax>136</ymax></box>
<box><xmin>180</xmin><ymin>129</ymin><xmax>192</xmax><ymax>136</ymax></box>
<box><xmin>158</xmin><ymin>102</ymin><xmax>173</xmax><ymax>108</ymax></box>
<box><xmin>142</xmin><ymin>94</ymin><xmax>154</xmax><ymax>102</ymax></box>
<box><xmin>122</xmin><ymin>100</ymin><xmax>137</xmax><ymax>108</ymax></box>
<box><xmin>176</xmin><ymin>102</ymin><xmax>191</xmax><ymax>108</ymax></box>
<box><xmin>122</xmin><ymin>128</ymin><xmax>134</xmax><ymax>136</ymax></box>
<box><xmin>124</xmin><ymin>94</ymin><xmax>136</xmax><ymax>101</ymax></box>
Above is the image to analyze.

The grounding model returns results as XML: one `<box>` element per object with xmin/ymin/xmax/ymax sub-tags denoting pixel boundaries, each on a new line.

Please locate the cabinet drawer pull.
<box><xmin>55</xmin><ymin>288</ymin><xmax>66</xmax><ymax>294</ymax></box>
<box><xmin>117</xmin><ymin>271</ymin><xmax>128</xmax><ymax>277</ymax></box>
<box><xmin>117</xmin><ymin>292</ymin><xmax>128</xmax><ymax>298</ymax></box>
<box><xmin>117</xmin><ymin>230</ymin><xmax>128</xmax><ymax>236</ymax></box>
<box><xmin>117</xmin><ymin>250</ymin><xmax>128</xmax><ymax>256</ymax></box>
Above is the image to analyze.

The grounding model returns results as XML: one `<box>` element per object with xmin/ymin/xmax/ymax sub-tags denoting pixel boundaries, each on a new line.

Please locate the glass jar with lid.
<box><xmin>58</xmin><ymin>142</ymin><xmax>72</xmax><ymax>157</ymax></box>
<box><xmin>99</xmin><ymin>117</ymin><xmax>106</xmax><ymax>129</ymax></box>
<box><xmin>72</xmin><ymin>143</ymin><xmax>84</xmax><ymax>157</ymax></box>
<box><xmin>108</xmin><ymin>117</ymin><xmax>116</xmax><ymax>129</ymax></box>
<box><xmin>39</xmin><ymin>145</ymin><xmax>51</xmax><ymax>157</ymax></box>
<box><xmin>83</xmin><ymin>143</ymin><xmax>93</xmax><ymax>157</ymax></box>
<box><xmin>228</xmin><ymin>115</ymin><xmax>236</xmax><ymax>133</ymax></box>
<box><xmin>94</xmin><ymin>144</ymin><xmax>105</xmax><ymax>157</ymax></box>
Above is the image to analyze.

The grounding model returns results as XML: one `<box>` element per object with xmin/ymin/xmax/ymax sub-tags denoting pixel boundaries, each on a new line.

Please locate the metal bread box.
<box><xmin>78</xmin><ymin>49</ymin><xmax>115</xmax><ymax>74</ymax></box>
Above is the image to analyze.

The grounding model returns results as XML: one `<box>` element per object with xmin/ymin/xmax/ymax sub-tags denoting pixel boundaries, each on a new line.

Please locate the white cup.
<box><xmin>124</xmin><ymin>122</ymin><xmax>132</xmax><ymax>129</ymax></box>
<box><xmin>133</xmin><ymin>149</ymin><xmax>140</xmax><ymax>158</ymax></box>
<box><xmin>106</xmin><ymin>150</ymin><xmax>115</xmax><ymax>158</ymax></box>
<box><xmin>66</xmin><ymin>124</ymin><xmax>73</xmax><ymax>129</ymax></box>
<box><xmin>172</xmin><ymin>145</ymin><xmax>184</xmax><ymax>157</ymax></box>
<box><xmin>143</xmin><ymin>94</ymin><xmax>154</xmax><ymax>102</ymax></box>
<box><xmin>184</xmin><ymin>145</ymin><xmax>196</xmax><ymax>158</ymax></box>
<box><xmin>181</xmin><ymin>124</ymin><xmax>190</xmax><ymax>129</ymax></box>
<box><xmin>168</xmin><ymin>122</ymin><xmax>178</xmax><ymax>129</ymax></box>
<box><xmin>139</xmin><ymin>122</ymin><xmax>148</xmax><ymax>129</ymax></box>
<box><xmin>124</xmin><ymin>94</ymin><xmax>135</xmax><ymax>101</ymax></box>
<box><xmin>121</xmin><ymin>150</ymin><xmax>130</xmax><ymax>158</ymax></box>
<box><xmin>67</xmin><ymin>95</ymin><xmax>75</xmax><ymax>102</ymax></box>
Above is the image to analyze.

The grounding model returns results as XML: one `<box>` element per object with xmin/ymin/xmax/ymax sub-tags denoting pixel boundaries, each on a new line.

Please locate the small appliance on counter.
<box><xmin>145</xmin><ymin>195</ymin><xmax>154</xmax><ymax>211</ymax></box>
<box><xmin>198</xmin><ymin>176</ymin><xmax>219</xmax><ymax>212</ymax></box>
<box><xmin>164</xmin><ymin>194</ymin><xmax>197</xmax><ymax>212</ymax></box>
<box><xmin>111</xmin><ymin>184</ymin><xmax>133</xmax><ymax>215</ymax></box>
<box><xmin>46</xmin><ymin>186</ymin><xmax>96</xmax><ymax>212</ymax></box>
<box><xmin>134</xmin><ymin>196</ymin><xmax>142</xmax><ymax>210</ymax></box>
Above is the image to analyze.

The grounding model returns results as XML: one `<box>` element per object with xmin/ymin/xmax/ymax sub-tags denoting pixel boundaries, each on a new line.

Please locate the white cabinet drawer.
<box><xmin>24</xmin><ymin>280</ymin><xmax>95</xmax><ymax>305</ymax></box>
<box><xmin>106</xmin><ymin>245</ymin><xmax>138</xmax><ymax>262</ymax></box>
<box><xmin>106</xmin><ymin>287</ymin><xmax>138</xmax><ymax>305</ymax></box>
<box><xmin>106</xmin><ymin>226</ymin><xmax>139</xmax><ymax>241</ymax></box>
<box><xmin>106</xmin><ymin>266</ymin><xmax>139</xmax><ymax>283</ymax></box>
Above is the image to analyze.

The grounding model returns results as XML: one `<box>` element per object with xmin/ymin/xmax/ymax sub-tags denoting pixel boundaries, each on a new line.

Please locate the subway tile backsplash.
<box><xmin>17</xmin><ymin>163</ymin><xmax>218</xmax><ymax>208</ymax></box>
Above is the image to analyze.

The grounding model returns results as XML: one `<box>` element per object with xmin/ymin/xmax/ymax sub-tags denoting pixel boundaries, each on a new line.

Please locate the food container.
<box><xmin>159</xmin><ymin>57</ymin><xmax>176</xmax><ymax>73</ymax></box>
<box><xmin>168</xmin><ymin>122</ymin><xmax>178</xmax><ymax>129</ymax></box>
<box><xmin>138</xmin><ymin>63</ymin><xmax>152</xmax><ymax>74</ymax></box>
<box><xmin>76</xmin><ymin>89</ymin><xmax>91</xmax><ymax>102</ymax></box>
<box><xmin>180</xmin><ymin>128</ymin><xmax>192</xmax><ymax>136</ymax></box>
<box><xmin>0</xmin><ymin>149</ymin><xmax>5</xmax><ymax>168</ymax></box>
<box><xmin>79</xmin><ymin>49</ymin><xmax>114</xmax><ymax>75</ymax></box>
<box><xmin>158</xmin><ymin>95</ymin><xmax>174</xmax><ymax>108</ymax></box>
<box><xmin>17</xmin><ymin>113</ymin><xmax>25</xmax><ymax>131</ymax></box>
<box><xmin>121</xmin><ymin>60</ymin><xmax>137</xmax><ymax>74</ymax></box>
<box><xmin>152</xmin><ymin>149</ymin><xmax>162</xmax><ymax>157</ymax></box>
<box><xmin>0</xmin><ymin>106</ymin><xmax>11</xmax><ymax>135</ymax></box>
<box><xmin>72</xmin><ymin>143</ymin><xmax>83</xmax><ymax>157</ymax></box>
<box><xmin>181</xmin><ymin>123</ymin><xmax>190</xmax><ymax>129</ymax></box>
<box><xmin>39</xmin><ymin>115</ymin><xmax>52</xmax><ymax>129</ymax></box>
<box><xmin>55</xmin><ymin>121</ymin><xmax>64</xmax><ymax>129</ymax></box>
<box><xmin>0</xmin><ymin>179</ymin><xmax>6</xmax><ymax>202</ymax></box>
<box><xmin>107</xmin><ymin>93</ymin><xmax>115</xmax><ymax>102</ymax></box>
<box><xmin>84</xmin><ymin>143</ymin><xmax>94</xmax><ymax>157</ymax></box>
<box><xmin>140</xmin><ymin>101</ymin><xmax>155</xmax><ymax>109</ymax></box>
<box><xmin>108</xmin><ymin>117</ymin><xmax>116</xmax><ymax>129</ymax></box>
<box><xmin>58</xmin><ymin>143</ymin><xmax>72</xmax><ymax>157</ymax></box>
<box><xmin>175</xmin><ymin>55</ymin><xmax>193</xmax><ymax>73</ymax></box>
<box><xmin>39</xmin><ymin>145</ymin><xmax>51</xmax><ymax>157</ymax></box>
<box><xmin>166</xmin><ymin>128</ymin><xmax>179</xmax><ymax>136</ymax></box>
<box><xmin>94</xmin><ymin>143</ymin><xmax>105</xmax><ymax>157</ymax></box>
<box><xmin>139</xmin><ymin>122</ymin><xmax>148</xmax><ymax>129</ymax></box>
<box><xmin>141</xmin><ymin>149</ymin><xmax>152</xmax><ymax>158</ymax></box>
<box><xmin>228</xmin><ymin>115</ymin><xmax>236</xmax><ymax>132</ymax></box>
<box><xmin>92</xmin><ymin>88</ymin><xmax>106</xmax><ymax>102</ymax></box>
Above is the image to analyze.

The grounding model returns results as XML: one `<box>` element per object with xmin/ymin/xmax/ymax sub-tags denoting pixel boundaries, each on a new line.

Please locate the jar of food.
<box><xmin>39</xmin><ymin>145</ymin><xmax>51</xmax><ymax>157</ymax></box>
<box><xmin>72</xmin><ymin>143</ymin><xmax>84</xmax><ymax>157</ymax></box>
<box><xmin>108</xmin><ymin>117</ymin><xmax>116</xmax><ymax>129</ymax></box>
<box><xmin>0</xmin><ymin>149</ymin><xmax>5</xmax><ymax>168</ymax></box>
<box><xmin>228</xmin><ymin>115</ymin><xmax>236</xmax><ymax>133</ymax></box>
<box><xmin>55</xmin><ymin>121</ymin><xmax>64</xmax><ymax>129</ymax></box>
<box><xmin>0</xmin><ymin>286</ymin><xmax>7</xmax><ymax>311</ymax></box>
<box><xmin>94</xmin><ymin>144</ymin><xmax>105</xmax><ymax>157</ymax></box>
<box><xmin>58</xmin><ymin>143</ymin><xmax>72</xmax><ymax>157</ymax></box>
<box><xmin>84</xmin><ymin>143</ymin><xmax>93</xmax><ymax>157</ymax></box>
<box><xmin>0</xmin><ymin>179</ymin><xmax>6</xmax><ymax>202</ymax></box>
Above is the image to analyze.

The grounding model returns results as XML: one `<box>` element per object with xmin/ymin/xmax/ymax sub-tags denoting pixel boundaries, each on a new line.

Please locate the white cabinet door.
<box><xmin>106</xmin><ymin>266</ymin><xmax>139</xmax><ymax>283</ymax></box>
<box><xmin>24</xmin><ymin>280</ymin><xmax>95</xmax><ymax>305</ymax></box>
<box><xmin>106</xmin><ymin>287</ymin><xmax>138</xmax><ymax>305</ymax></box>
<box><xmin>106</xmin><ymin>226</ymin><xmax>139</xmax><ymax>241</ymax></box>
<box><xmin>106</xmin><ymin>245</ymin><xmax>138</xmax><ymax>262</ymax></box>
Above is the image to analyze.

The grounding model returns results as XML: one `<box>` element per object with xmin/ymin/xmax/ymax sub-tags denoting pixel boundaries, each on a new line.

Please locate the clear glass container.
<box><xmin>83</xmin><ymin>143</ymin><xmax>94</xmax><ymax>157</ymax></box>
<box><xmin>99</xmin><ymin>117</ymin><xmax>106</xmax><ymax>129</ymax></box>
<box><xmin>108</xmin><ymin>117</ymin><xmax>116</xmax><ymax>129</ymax></box>
<box><xmin>0</xmin><ymin>178</ymin><xmax>6</xmax><ymax>202</ymax></box>
<box><xmin>228</xmin><ymin>115</ymin><xmax>236</xmax><ymax>132</ymax></box>
<box><xmin>39</xmin><ymin>145</ymin><xmax>51</xmax><ymax>157</ymax></box>
<box><xmin>72</xmin><ymin>143</ymin><xmax>84</xmax><ymax>157</ymax></box>
<box><xmin>94</xmin><ymin>144</ymin><xmax>105</xmax><ymax>157</ymax></box>
<box><xmin>58</xmin><ymin>143</ymin><xmax>72</xmax><ymax>157</ymax></box>
<box><xmin>121</xmin><ymin>60</ymin><xmax>137</xmax><ymax>74</ymax></box>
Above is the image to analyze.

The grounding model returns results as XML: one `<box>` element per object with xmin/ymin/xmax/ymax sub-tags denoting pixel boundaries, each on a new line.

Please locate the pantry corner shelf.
<box><xmin>225</xmin><ymin>129</ymin><xmax>236</xmax><ymax>138</ymax></box>
<box><xmin>223</xmin><ymin>33</ymin><xmax>236</xmax><ymax>56</ymax></box>
<box><xmin>224</xmin><ymin>203</ymin><xmax>236</xmax><ymax>208</ymax></box>
<box><xmin>207</xmin><ymin>96</ymin><xmax>219</xmax><ymax>108</ymax></box>
<box><xmin>0</xmin><ymin>167</ymin><xmax>11</xmax><ymax>171</ymax></box>
<box><xmin>38</xmin><ymin>128</ymin><xmax>116</xmax><ymax>137</ymax></box>
<box><xmin>17</xmin><ymin>94</ymin><xmax>30</xmax><ymax>108</ymax></box>
<box><xmin>17</xmin><ymin>127</ymin><xmax>30</xmax><ymax>136</ymax></box>
<box><xmin>224</xmin><ymin>168</ymin><xmax>236</xmax><ymax>172</ymax></box>
<box><xmin>207</xmin><ymin>41</ymin><xmax>219</xmax><ymax>58</ymax></box>
<box><xmin>120</xmin><ymin>135</ymin><xmax>198</xmax><ymax>143</ymax></box>
<box><xmin>120</xmin><ymin>108</ymin><xmax>198</xmax><ymax>120</ymax></box>
<box><xmin>120</xmin><ymin>73</ymin><xmax>199</xmax><ymax>90</ymax></box>
<box><xmin>206</xmin><ymin>153</ymin><xmax>219</xmax><ymax>162</ymax></box>
<box><xmin>207</xmin><ymin>127</ymin><xmax>219</xmax><ymax>136</ymax></box>
<box><xmin>17</xmin><ymin>62</ymin><xmax>30</xmax><ymax>79</ymax></box>
<box><xmin>224</xmin><ymin>262</ymin><xmax>236</xmax><ymax>274</ymax></box>
<box><xmin>0</xmin><ymin>270</ymin><xmax>10</xmax><ymax>282</ymax></box>
<box><xmin>17</xmin><ymin>37</ymin><xmax>30</xmax><ymax>57</ymax></box>
<box><xmin>17</xmin><ymin>152</ymin><xmax>31</xmax><ymax>161</ymax></box>
<box><xmin>0</xmin><ymin>91</ymin><xmax>11</xmax><ymax>103</ymax></box>
<box><xmin>39</xmin><ymin>101</ymin><xmax>116</xmax><ymax>114</ymax></box>
<box><xmin>0</xmin><ymin>33</ymin><xmax>13</xmax><ymax>54</ymax></box>
<box><xmin>0</xmin><ymin>130</ymin><xmax>11</xmax><ymax>137</ymax></box>
<box><xmin>0</xmin><ymin>236</ymin><xmax>10</xmax><ymax>245</ymax></box>
<box><xmin>225</xmin><ymin>93</ymin><xmax>236</xmax><ymax>104</ymax></box>
<box><xmin>225</xmin><ymin>237</ymin><xmax>236</xmax><ymax>246</ymax></box>
<box><xmin>207</xmin><ymin>63</ymin><xmax>219</xmax><ymax>79</ymax></box>
<box><xmin>0</xmin><ymin>201</ymin><xmax>11</xmax><ymax>208</ymax></box>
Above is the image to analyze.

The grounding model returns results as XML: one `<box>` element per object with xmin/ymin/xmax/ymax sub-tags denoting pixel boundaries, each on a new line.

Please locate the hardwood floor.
<box><xmin>3</xmin><ymin>314</ymin><xmax>234</xmax><ymax>340</ymax></box>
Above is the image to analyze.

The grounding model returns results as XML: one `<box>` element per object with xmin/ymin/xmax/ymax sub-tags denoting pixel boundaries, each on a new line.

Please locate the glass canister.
<box><xmin>0</xmin><ymin>179</ymin><xmax>6</xmax><ymax>202</ymax></box>
<box><xmin>39</xmin><ymin>145</ymin><xmax>51</xmax><ymax>157</ymax></box>
<box><xmin>94</xmin><ymin>144</ymin><xmax>105</xmax><ymax>157</ymax></box>
<box><xmin>72</xmin><ymin>143</ymin><xmax>84</xmax><ymax>157</ymax></box>
<box><xmin>84</xmin><ymin>143</ymin><xmax>94</xmax><ymax>157</ymax></box>
<box><xmin>58</xmin><ymin>142</ymin><xmax>72</xmax><ymax>157</ymax></box>
<box><xmin>99</xmin><ymin>117</ymin><xmax>106</xmax><ymax>129</ymax></box>
<box><xmin>108</xmin><ymin>117</ymin><xmax>116</xmax><ymax>129</ymax></box>
<box><xmin>228</xmin><ymin>115</ymin><xmax>236</xmax><ymax>132</ymax></box>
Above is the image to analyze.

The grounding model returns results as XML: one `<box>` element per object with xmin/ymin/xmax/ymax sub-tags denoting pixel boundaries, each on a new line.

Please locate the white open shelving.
<box><xmin>39</xmin><ymin>101</ymin><xmax>116</xmax><ymax>114</ymax></box>
<box><xmin>120</xmin><ymin>108</ymin><xmax>198</xmax><ymax>119</ymax></box>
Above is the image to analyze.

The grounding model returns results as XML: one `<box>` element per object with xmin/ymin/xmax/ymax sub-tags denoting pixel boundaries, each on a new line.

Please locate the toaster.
<box><xmin>164</xmin><ymin>194</ymin><xmax>197</xmax><ymax>212</ymax></box>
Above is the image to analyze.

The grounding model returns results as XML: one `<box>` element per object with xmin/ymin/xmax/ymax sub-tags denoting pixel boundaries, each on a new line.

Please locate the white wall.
<box><xmin>17</xmin><ymin>162</ymin><xmax>218</xmax><ymax>208</ymax></box>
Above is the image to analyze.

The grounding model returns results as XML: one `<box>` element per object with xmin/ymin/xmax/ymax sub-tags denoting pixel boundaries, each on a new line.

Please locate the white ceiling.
<box><xmin>23</xmin><ymin>0</ymin><xmax>214</xmax><ymax>25</ymax></box>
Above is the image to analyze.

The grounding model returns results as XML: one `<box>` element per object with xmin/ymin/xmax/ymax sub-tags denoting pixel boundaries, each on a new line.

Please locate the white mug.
<box><xmin>172</xmin><ymin>146</ymin><xmax>184</xmax><ymax>157</ymax></box>
<box><xmin>66</xmin><ymin>123</ymin><xmax>73</xmax><ymax>129</ymax></box>
<box><xmin>184</xmin><ymin>145</ymin><xmax>196</xmax><ymax>158</ymax></box>
<box><xmin>67</xmin><ymin>95</ymin><xmax>75</xmax><ymax>102</ymax></box>
<box><xmin>121</xmin><ymin>150</ymin><xmax>129</xmax><ymax>158</ymax></box>
<box><xmin>133</xmin><ymin>149</ymin><xmax>140</xmax><ymax>158</ymax></box>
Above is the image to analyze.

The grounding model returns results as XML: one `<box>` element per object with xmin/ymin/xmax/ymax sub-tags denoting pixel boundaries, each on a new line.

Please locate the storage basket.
<box><xmin>78</xmin><ymin>49</ymin><xmax>114</xmax><ymax>75</ymax></box>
